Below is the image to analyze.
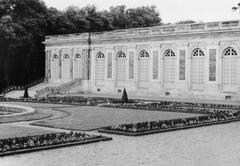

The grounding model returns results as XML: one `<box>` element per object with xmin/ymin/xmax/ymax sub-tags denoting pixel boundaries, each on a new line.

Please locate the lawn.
<box><xmin>0</xmin><ymin>123</ymin><xmax>58</xmax><ymax>139</ymax></box>
<box><xmin>31</xmin><ymin>106</ymin><xmax>203</xmax><ymax>131</ymax></box>
<box><xmin>0</xmin><ymin>102</ymin><xmax>204</xmax><ymax>131</ymax></box>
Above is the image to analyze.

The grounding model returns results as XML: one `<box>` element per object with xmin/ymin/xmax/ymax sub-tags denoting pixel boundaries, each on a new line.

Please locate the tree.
<box><xmin>0</xmin><ymin>2</ymin><xmax>163</xmax><ymax>92</ymax></box>
<box><xmin>108</xmin><ymin>5</ymin><xmax>162</xmax><ymax>29</ymax></box>
<box><xmin>0</xmin><ymin>0</ymin><xmax>48</xmax><ymax>91</ymax></box>
<box><xmin>232</xmin><ymin>3</ymin><xmax>240</xmax><ymax>11</ymax></box>
<box><xmin>126</xmin><ymin>6</ymin><xmax>162</xmax><ymax>28</ymax></box>
<box><xmin>23</xmin><ymin>87</ymin><xmax>29</xmax><ymax>98</ymax></box>
<box><xmin>122</xmin><ymin>88</ymin><xmax>129</xmax><ymax>103</ymax></box>
<box><xmin>175</xmin><ymin>20</ymin><xmax>196</xmax><ymax>24</ymax></box>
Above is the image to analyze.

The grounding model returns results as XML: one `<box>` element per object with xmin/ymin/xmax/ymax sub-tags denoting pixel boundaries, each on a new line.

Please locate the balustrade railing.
<box><xmin>45</xmin><ymin>20</ymin><xmax>240</xmax><ymax>42</ymax></box>
<box><xmin>1</xmin><ymin>78</ymin><xmax>45</xmax><ymax>94</ymax></box>
<box><xmin>35</xmin><ymin>78</ymin><xmax>82</xmax><ymax>98</ymax></box>
<box><xmin>54</xmin><ymin>78</ymin><xmax>82</xmax><ymax>93</ymax></box>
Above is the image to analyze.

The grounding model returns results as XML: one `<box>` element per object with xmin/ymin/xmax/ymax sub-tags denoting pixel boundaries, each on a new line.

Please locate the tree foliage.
<box><xmin>175</xmin><ymin>20</ymin><xmax>196</xmax><ymax>24</ymax></box>
<box><xmin>0</xmin><ymin>0</ymin><xmax>162</xmax><ymax>92</ymax></box>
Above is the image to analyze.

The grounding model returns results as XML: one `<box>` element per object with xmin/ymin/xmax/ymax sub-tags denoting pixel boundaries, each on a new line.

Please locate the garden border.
<box><xmin>98</xmin><ymin>118</ymin><xmax>240</xmax><ymax>136</ymax></box>
<box><xmin>0</xmin><ymin>136</ymin><xmax>112</xmax><ymax>157</ymax></box>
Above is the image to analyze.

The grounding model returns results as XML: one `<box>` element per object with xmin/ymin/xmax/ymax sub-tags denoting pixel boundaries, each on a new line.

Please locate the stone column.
<box><xmin>113</xmin><ymin>50</ymin><xmax>117</xmax><ymax>89</ymax></box>
<box><xmin>159</xmin><ymin>49</ymin><xmax>164</xmax><ymax>88</ymax></box>
<box><xmin>45</xmin><ymin>50</ymin><xmax>49</xmax><ymax>82</ymax></box>
<box><xmin>135</xmin><ymin>49</ymin><xmax>139</xmax><ymax>88</ymax></box>
<box><xmin>70</xmin><ymin>48</ymin><xmax>74</xmax><ymax>80</ymax></box>
<box><xmin>48</xmin><ymin>50</ymin><xmax>51</xmax><ymax>81</ymax></box>
<box><xmin>186</xmin><ymin>46</ymin><xmax>191</xmax><ymax>90</ymax></box>
<box><xmin>218</xmin><ymin>52</ymin><xmax>223</xmax><ymax>90</ymax></box>
<box><xmin>59</xmin><ymin>49</ymin><xmax>62</xmax><ymax>81</ymax></box>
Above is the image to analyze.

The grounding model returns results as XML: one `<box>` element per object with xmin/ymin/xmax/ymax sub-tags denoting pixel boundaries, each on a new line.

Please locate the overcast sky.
<box><xmin>43</xmin><ymin>0</ymin><xmax>240</xmax><ymax>23</ymax></box>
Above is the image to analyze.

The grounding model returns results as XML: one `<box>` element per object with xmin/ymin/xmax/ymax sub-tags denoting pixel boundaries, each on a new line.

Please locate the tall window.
<box><xmin>191</xmin><ymin>48</ymin><xmax>205</xmax><ymax>90</ymax></box>
<box><xmin>152</xmin><ymin>51</ymin><xmax>159</xmax><ymax>80</ymax></box>
<box><xmin>163</xmin><ymin>49</ymin><xmax>176</xmax><ymax>89</ymax></box>
<box><xmin>209</xmin><ymin>49</ymin><xmax>216</xmax><ymax>81</ymax></box>
<box><xmin>179</xmin><ymin>50</ymin><xmax>186</xmax><ymax>80</ymax></box>
<box><xmin>107</xmin><ymin>52</ymin><xmax>112</xmax><ymax>79</ymax></box>
<box><xmin>129</xmin><ymin>52</ymin><xmax>134</xmax><ymax>79</ymax></box>
<box><xmin>62</xmin><ymin>54</ymin><xmax>70</xmax><ymax>80</ymax></box>
<box><xmin>51</xmin><ymin>54</ymin><xmax>59</xmax><ymax>80</ymax></box>
<box><xmin>73</xmin><ymin>53</ymin><xmax>83</xmax><ymax>79</ymax></box>
<box><xmin>116</xmin><ymin>51</ymin><xmax>127</xmax><ymax>86</ymax></box>
<box><xmin>95</xmin><ymin>52</ymin><xmax>105</xmax><ymax>82</ymax></box>
<box><xmin>138</xmin><ymin>50</ymin><xmax>150</xmax><ymax>88</ymax></box>
<box><xmin>222</xmin><ymin>47</ymin><xmax>238</xmax><ymax>89</ymax></box>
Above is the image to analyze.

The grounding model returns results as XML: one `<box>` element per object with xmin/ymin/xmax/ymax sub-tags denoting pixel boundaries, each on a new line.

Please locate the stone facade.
<box><xmin>43</xmin><ymin>20</ymin><xmax>240</xmax><ymax>100</ymax></box>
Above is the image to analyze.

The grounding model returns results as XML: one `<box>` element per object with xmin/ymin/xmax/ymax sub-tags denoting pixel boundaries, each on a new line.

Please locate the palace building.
<box><xmin>42</xmin><ymin>20</ymin><xmax>240</xmax><ymax>100</ymax></box>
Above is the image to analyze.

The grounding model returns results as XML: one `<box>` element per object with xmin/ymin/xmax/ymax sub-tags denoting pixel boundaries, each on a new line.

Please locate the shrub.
<box><xmin>23</xmin><ymin>87</ymin><xmax>29</xmax><ymax>98</ymax></box>
<box><xmin>122</xmin><ymin>88</ymin><xmax>128</xmax><ymax>103</ymax></box>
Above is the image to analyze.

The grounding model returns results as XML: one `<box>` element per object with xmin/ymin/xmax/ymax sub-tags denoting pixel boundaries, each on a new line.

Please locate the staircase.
<box><xmin>4</xmin><ymin>82</ymin><xmax>59</xmax><ymax>99</ymax></box>
<box><xmin>35</xmin><ymin>78</ymin><xmax>82</xmax><ymax>98</ymax></box>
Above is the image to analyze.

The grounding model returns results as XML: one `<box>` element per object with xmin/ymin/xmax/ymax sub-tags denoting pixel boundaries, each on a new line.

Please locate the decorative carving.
<box><xmin>219</xmin><ymin>41</ymin><xmax>240</xmax><ymax>57</ymax></box>
<box><xmin>136</xmin><ymin>45</ymin><xmax>150</xmax><ymax>55</ymax></box>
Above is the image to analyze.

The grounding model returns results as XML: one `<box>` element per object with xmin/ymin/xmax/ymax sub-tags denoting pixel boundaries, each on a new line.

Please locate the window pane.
<box><xmin>179</xmin><ymin>50</ymin><xmax>186</xmax><ymax>80</ymax></box>
<box><xmin>153</xmin><ymin>51</ymin><xmax>158</xmax><ymax>79</ymax></box>
<box><xmin>209</xmin><ymin>49</ymin><xmax>216</xmax><ymax>81</ymax></box>
<box><xmin>107</xmin><ymin>53</ymin><xmax>112</xmax><ymax>79</ymax></box>
<box><xmin>129</xmin><ymin>52</ymin><xmax>134</xmax><ymax>79</ymax></box>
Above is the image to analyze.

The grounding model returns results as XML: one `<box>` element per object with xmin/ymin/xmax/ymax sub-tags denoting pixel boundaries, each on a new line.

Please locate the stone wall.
<box><xmin>43</xmin><ymin>20</ymin><xmax>240</xmax><ymax>100</ymax></box>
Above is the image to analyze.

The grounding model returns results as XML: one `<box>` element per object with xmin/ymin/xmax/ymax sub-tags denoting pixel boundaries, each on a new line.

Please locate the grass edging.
<box><xmin>0</xmin><ymin>137</ymin><xmax>112</xmax><ymax>157</ymax></box>
<box><xmin>98</xmin><ymin>118</ymin><xmax>240</xmax><ymax>136</ymax></box>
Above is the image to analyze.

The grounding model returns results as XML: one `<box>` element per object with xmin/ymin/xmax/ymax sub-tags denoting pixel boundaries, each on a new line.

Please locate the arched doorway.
<box><xmin>116</xmin><ymin>51</ymin><xmax>127</xmax><ymax>87</ymax></box>
<box><xmin>62</xmin><ymin>54</ymin><xmax>71</xmax><ymax>81</ymax></box>
<box><xmin>95</xmin><ymin>52</ymin><xmax>105</xmax><ymax>83</ymax></box>
<box><xmin>191</xmin><ymin>48</ymin><xmax>205</xmax><ymax>90</ymax></box>
<box><xmin>163</xmin><ymin>49</ymin><xmax>176</xmax><ymax>89</ymax></box>
<box><xmin>51</xmin><ymin>54</ymin><xmax>59</xmax><ymax>81</ymax></box>
<box><xmin>138</xmin><ymin>50</ymin><xmax>150</xmax><ymax>88</ymax></box>
<box><xmin>222</xmin><ymin>47</ymin><xmax>238</xmax><ymax>90</ymax></box>
<box><xmin>73</xmin><ymin>53</ymin><xmax>83</xmax><ymax>79</ymax></box>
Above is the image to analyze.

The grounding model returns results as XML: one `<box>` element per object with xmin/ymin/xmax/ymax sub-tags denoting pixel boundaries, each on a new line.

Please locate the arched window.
<box><xmin>116</xmin><ymin>51</ymin><xmax>127</xmax><ymax>86</ymax></box>
<box><xmin>138</xmin><ymin>50</ymin><xmax>150</xmax><ymax>88</ymax></box>
<box><xmin>62</xmin><ymin>54</ymin><xmax>70</xmax><ymax>81</ymax></box>
<box><xmin>117</xmin><ymin>51</ymin><xmax>126</xmax><ymax>58</ymax></box>
<box><xmin>97</xmin><ymin>52</ymin><xmax>105</xmax><ymax>58</ymax></box>
<box><xmin>164</xmin><ymin>49</ymin><xmax>175</xmax><ymax>57</ymax></box>
<box><xmin>192</xmin><ymin>49</ymin><xmax>205</xmax><ymax>57</ymax></box>
<box><xmin>223</xmin><ymin>47</ymin><xmax>238</xmax><ymax>56</ymax></box>
<box><xmin>64</xmin><ymin>54</ymin><xmax>69</xmax><ymax>59</ymax></box>
<box><xmin>222</xmin><ymin>47</ymin><xmax>238</xmax><ymax>89</ymax></box>
<box><xmin>73</xmin><ymin>53</ymin><xmax>83</xmax><ymax>79</ymax></box>
<box><xmin>95</xmin><ymin>52</ymin><xmax>105</xmax><ymax>82</ymax></box>
<box><xmin>139</xmin><ymin>50</ymin><xmax>149</xmax><ymax>58</ymax></box>
<box><xmin>51</xmin><ymin>54</ymin><xmax>59</xmax><ymax>81</ymax></box>
<box><xmin>163</xmin><ymin>49</ymin><xmax>176</xmax><ymax>89</ymax></box>
<box><xmin>53</xmin><ymin>54</ymin><xmax>58</xmax><ymax>59</ymax></box>
<box><xmin>191</xmin><ymin>48</ymin><xmax>205</xmax><ymax>90</ymax></box>
<box><xmin>75</xmin><ymin>53</ymin><xmax>81</xmax><ymax>59</ymax></box>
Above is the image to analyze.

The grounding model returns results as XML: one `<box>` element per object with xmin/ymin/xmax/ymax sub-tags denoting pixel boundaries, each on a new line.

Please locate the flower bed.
<box><xmin>99</xmin><ymin>111</ymin><xmax>240</xmax><ymax>136</ymax></box>
<box><xmin>3</xmin><ymin>96</ymin><xmax>138</xmax><ymax>106</ymax></box>
<box><xmin>0</xmin><ymin>131</ymin><xmax>112</xmax><ymax>156</ymax></box>
<box><xmin>102</xmin><ymin>101</ymin><xmax>240</xmax><ymax>114</ymax></box>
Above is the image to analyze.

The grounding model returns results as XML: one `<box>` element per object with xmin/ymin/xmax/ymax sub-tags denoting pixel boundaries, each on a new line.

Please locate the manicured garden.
<box><xmin>98</xmin><ymin>94</ymin><xmax>240</xmax><ymax>136</ymax></box>
<box><xmin>30</xmin><ymin>105</ymin><xmax>200</xmax><ymax>131</ymax></box>
<box><xmin>99</xmin><ymin>111</ymin><xmax>240</xmax><ymax>136</ymax></box>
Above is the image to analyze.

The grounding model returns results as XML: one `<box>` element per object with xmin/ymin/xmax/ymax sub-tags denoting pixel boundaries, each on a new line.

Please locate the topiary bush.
<box><xmin>121</xmin><ymin>88</ymin><xmax>129</xmax><ymax>103</ymax></box>
<box><xmin>23</xmin><ymin>87</ymin><xmax>29</xmax><ymax>98</ymax></box>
